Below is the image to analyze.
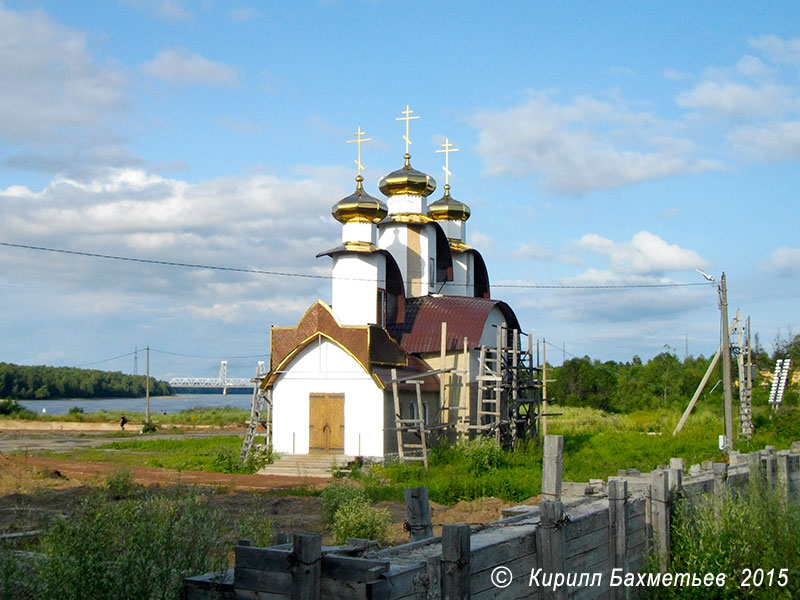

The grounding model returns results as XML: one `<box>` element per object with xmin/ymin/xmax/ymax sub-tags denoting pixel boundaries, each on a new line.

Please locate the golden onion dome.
<box><xmin>378</xmin><ymin>154</ymin><xmax>436</xmax><ymax>197</ymax></box>
<box><xmin>332</xmin><ymin>175</ymin><xmax>388</xmax><ymax>223</ymax></box>
<box><xmin>427</xmin><ymin>184</ymin><xmax>471</xmax><ymax>222</ymax></box>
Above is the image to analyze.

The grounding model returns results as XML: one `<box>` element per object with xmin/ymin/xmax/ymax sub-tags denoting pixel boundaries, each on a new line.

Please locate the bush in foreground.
<box><xmin>647</xmin><ymin>475</ymin><xmax>800</xmax><ymax>599</ymax></box>
<box><xmin>330</xmin><ymin>497</ymin><xmax>391</xmax><ymax>545</ymax></box>
<box><xmin>0</xmin><ymin>490</ymin><xmax>228</xmax><ymax>600</ymax></box>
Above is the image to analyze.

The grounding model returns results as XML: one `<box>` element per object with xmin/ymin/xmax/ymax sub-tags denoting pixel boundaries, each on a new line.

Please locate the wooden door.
<box><xmin>309</xmin><ymin>393</ymin><xmax>344</xmax><ymax>453</ymax></box>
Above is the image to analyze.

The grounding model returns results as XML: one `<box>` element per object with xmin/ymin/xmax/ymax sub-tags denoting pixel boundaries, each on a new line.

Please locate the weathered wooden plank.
<box><xmin>565</xmin><ymin>547</ymin><xmax>609</xmax><ymax>574</ymax></box>
<box><xmin>470</xmin><ymin>531</ymin><xmax>537</xmax><ymax>572</ymax></box>
<box><xmin>235</xmin><ymin>547</ymin><xmax>389</xmax><ymax>583</ymax></box>
<box><xmin>564</xmin><ymin>511</ymin><xmax>608</xmax><ymax>542</ymax></box>
<box><xmin>234</xmin><ymin>569</ymin><xmax>369</xmax><ymax>599</ymax></box>
<box><xmin>470</xmin><ymin>550</ymin><xmax>537</xmax><ymax>595</ymax></box>
<box><xmin>565</xmin><ymin>527</ymin><xmax>610</xmax><ymax>560</ymax></box>
<box><xmin>372</xmin><ymin>563</ymin><xmax>427</xmax><ymax>600</ymax></box>
<box><xmin>234</xmin><ymin>590</ymin><xmax>289</xmax><ymax>600</ymax></box>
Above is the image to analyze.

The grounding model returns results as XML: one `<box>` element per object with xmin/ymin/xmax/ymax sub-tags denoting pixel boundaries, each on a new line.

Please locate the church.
<box><xmin>259</xmin><ymin>107</ymin><xmax>533</xmax><ymax>461</ymax></box>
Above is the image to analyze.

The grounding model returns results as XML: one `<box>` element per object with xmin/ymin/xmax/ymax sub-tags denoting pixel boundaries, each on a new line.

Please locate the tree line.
<box><xmin>548</xmin><ymin>333</ymin><xmax>799</xmax><ymax>413</ymax></box>
<box><xmin>0</xmin><ymin>362</ymin><xmax>171</xmax><ymax>399</ymax></box>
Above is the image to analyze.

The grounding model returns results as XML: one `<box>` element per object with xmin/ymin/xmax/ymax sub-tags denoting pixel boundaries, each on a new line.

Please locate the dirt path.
<box><xmin>14</xmin><ymin>456</ymin><xmax>330</xmax><ymax>491</ymax></box>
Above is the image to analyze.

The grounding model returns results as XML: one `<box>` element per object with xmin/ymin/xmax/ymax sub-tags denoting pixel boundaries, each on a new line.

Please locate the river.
<box><xmin>18</xmin><ymin>393</ymin><xmax>253</xmax><ymax>416</ymax></box>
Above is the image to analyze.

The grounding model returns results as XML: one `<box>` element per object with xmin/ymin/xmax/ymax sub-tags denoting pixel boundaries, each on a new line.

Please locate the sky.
<box><xmin>1</xmin><ymin>1</ymin><xmax>799</xmax><ymax>380</ymax></box>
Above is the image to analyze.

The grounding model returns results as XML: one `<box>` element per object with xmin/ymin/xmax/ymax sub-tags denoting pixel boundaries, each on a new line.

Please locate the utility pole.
<box><xmin>719</xmin><ymin>274</ymin><xmax>734</xmax><ymax>452</ymax></box>
<box><xmin>145</xmin><ymin>346</ymin><xmax>150</xmax><ymax>424</ymax></box>
<box><xmin>695</xmin><ymin>269</ymin><xmax>734</xmax><ymax>452</ymax></box>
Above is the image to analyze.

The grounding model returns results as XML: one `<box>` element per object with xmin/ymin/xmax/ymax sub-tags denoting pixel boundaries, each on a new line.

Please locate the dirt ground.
<box><xmin>0</xmin><ymin>449</ymin><xmax>538</xmax><ymax>547</ymax></box>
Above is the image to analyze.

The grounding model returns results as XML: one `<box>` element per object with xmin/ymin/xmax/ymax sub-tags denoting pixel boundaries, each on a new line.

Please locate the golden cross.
<box><xmin>435</xmin><ymin>138</ymin><xmax>459</xmax><ymax>186</ymax></box>
<box><xmin>346</xmin><ymin>126</ymin><xmax>372</xmax><ymax>176</ymax></box>
<box><xmin>396</xmin><ymin>104</ymin><xmax>419</xmax><ymax>155</ymax></box>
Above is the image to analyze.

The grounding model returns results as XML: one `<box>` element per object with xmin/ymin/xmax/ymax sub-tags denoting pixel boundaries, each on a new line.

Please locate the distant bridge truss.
<box><xmin>168</xmin><ymin>360</ymin><xmax>259</xmax><ymax>390</ymax></box>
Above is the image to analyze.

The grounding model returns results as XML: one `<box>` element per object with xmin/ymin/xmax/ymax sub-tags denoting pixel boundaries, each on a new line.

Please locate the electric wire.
<box><xmin>0</xmin><ymin>241</ymin><xmax>714</xmax><ymax>290</ymax></box>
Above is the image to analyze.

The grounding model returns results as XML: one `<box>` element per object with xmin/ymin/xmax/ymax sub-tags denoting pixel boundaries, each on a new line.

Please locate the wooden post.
<box><xmin>392</xmin><ymin>368</ymin><xmax>404</xmax><ymax>461</ymax></box>
<box><xmin>440</xmin><ymin>321</ymin><xmax>448</xmax><ymax>420</ymax></box>
<box><xmin>441</xmin><ymin>524</ymin><xmax>470</xmax><ymax>600</ymax></box>
<box><xmin>776</xmin><ymin>452</ymin><xmax>789</xmax><ymax>503</ymax></box>
<box><xmin>712</xmin><ymin>463</ymin><xmax>728</xmax><ymax>500</ymax></box>
<box><xmin>608</xmin><ymin>479</ymin><xmax>628</xmax><ymax>599</ymax></box>
<box><xmin>538</xmin><ymin>500</ymin><xmax>566</xmax><ymax>600</ymax></box>
<box><xmin>426</xmin><ymin>555</ymin><xmax>442</xmax><ymax>600</ymax></box>
<box><xmin>542</xmin><ymin>338</ymin><xmax>548</xmax><ymax>438</ymax></box>
<box><xmin>763</xmin><ymin>452</ymin><xmax>776</xmax><ymax>489</ymax></box>
<box><xmin>291</xmin><ymin>533</ymin><xmax>321</xmax><ymax>600</ymax></box>
<box><xmin>651</xmin><ymin>469</ymin><xmax>670</xmax><ymax>572</ymax></box>
<box><xmin>542</xmin><ymin>434</ymin><xmax>563</xmax><ymax>501</ymax></box>
<box><xmin>404</xmin><ymin>486</ymin><xmax>433</xmax><ymax>541</ymax></box>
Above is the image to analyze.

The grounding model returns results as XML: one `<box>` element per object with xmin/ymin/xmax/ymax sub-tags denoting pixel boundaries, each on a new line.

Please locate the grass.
<box><xmin>352</xmin><ymin>404</ymin><xmax>798</xmax><ymax>505</ymax></box>
<box><xmin>646</xmin><ymin>472</ymin><xmax>800</xmax><ymax>599</ymax></box>
<box><xmin>28</xmin><ymin>436</ymin><xmax>258</xmax><ymax>473</ymax></box>
<box><xmin>1</xmin><ymin>406</ymin><xmax>250</xmax><ymax>427</ymax></box>
<box><xmin>0</xmin><ymin>485</ymin><xmax>230</xmax><ymax>600</ymax></box>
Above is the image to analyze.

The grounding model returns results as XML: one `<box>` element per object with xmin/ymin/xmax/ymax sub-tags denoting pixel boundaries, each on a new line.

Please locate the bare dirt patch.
<box><xmin>1</xmin><ymin>453</ymin><xmax>534</xmax><ymax>547</ymax></box>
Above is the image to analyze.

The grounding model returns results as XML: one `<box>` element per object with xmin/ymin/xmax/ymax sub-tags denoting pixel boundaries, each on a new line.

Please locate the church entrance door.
<box><xmin>308</xmin><ymin>393</ymin><xmax>344</xmax><ymax>453</ymax></box>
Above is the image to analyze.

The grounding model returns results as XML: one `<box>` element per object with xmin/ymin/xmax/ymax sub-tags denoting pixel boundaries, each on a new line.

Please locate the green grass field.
<box><xmin>354</xmin><ymin>404</ymin><xmax>800</xmax><ymax>504</ymax></box>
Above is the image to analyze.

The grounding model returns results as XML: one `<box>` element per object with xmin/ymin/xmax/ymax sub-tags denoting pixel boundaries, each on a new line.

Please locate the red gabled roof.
<box><xmin>387</xmin><ymin>295</ymin><xmax>521</xmax><ymax>355</ymax></box>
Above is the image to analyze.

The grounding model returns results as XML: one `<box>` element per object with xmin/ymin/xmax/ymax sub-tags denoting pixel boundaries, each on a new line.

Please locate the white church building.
<box><xmin>261</xmin><ymin>108</ymin><xmax>527</xmax><ymax>460</ymax></box>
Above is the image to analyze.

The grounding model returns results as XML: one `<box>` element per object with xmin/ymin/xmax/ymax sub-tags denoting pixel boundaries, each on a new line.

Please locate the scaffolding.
<box><xmin>474</xmin><ymin>325</ymin><xmax>540</xmax><ymax>448</ymax></box>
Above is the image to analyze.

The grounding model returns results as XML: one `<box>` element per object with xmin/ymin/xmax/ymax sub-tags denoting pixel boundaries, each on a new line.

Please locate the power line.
<box><xmin>74</xmin><ymin>350</ymin><xmax>138</xmax><ymax>368</ymax></box>
<box><xmin>0</xmin><ymin>240</ymin><xmax>713</xmax><ymax>291</ymax></box>
<box><xmin>150</xmin><ymin>348</ymin><xmax>268</xmax><ymax>359</ymax></box>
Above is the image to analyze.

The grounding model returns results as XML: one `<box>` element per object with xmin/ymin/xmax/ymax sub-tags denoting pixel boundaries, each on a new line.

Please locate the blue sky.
<box><xmin>1</xmin><ymin>1</ymin><xmax>799</xmax><ymax>379</ymax></box>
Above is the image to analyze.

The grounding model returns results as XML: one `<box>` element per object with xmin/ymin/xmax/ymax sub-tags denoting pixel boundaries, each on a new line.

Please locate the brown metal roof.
<box><xmin>387</xmin><ymin>295</ymin><xmax>521</xmax><ymax>355</ymax></box>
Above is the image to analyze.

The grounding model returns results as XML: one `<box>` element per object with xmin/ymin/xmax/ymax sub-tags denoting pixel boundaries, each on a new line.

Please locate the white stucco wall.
<box><xmin>271</xmin><ymin>336</ymin><xmax>384</xmax><ymax>457</ymax></box>
<box><xmin>331</xmin><ymin>253</ymin><xmax>385</xmax><ymax>326</ymax></box>
<box><xmin>480</xmin><ymin>306</ymin><xmax>508</xmax><ymax>347</ymax></box>
<box><xmin>439</xmin><ymin>251</ymin><xmax>472</xmax><ymax>297</ymax></box>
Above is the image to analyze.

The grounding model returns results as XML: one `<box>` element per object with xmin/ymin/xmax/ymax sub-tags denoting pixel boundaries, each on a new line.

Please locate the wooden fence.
<box><xmin>182</xmin><ymin>438</ymin><xmax>800</xmax><ymax>600</ymax></box>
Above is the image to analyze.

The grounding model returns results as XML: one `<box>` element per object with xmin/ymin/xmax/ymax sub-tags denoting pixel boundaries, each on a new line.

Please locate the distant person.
<box><xmin>120</xmin><ymin>415</ymin><xmax>128</xmax><ymax>431</ymax></box>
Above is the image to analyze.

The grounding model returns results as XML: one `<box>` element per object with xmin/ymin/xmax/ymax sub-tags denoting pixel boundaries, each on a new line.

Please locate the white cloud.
<box><xmin>749</xmin><ymin>35</ymin><xmax>800</xmax><ymax>66</ymax></box>
<box><xmin>763</xmin><ymin>246</ymin><xmax>800</xmax><ymax>276</ymax></box>
<box><xmin>472</xmin><ymin>95</ymin><xmax>720</xmax><ymax>194</ymax></box>
<box><xmin>123</xmin><ymin>0</ymin><xmax>191</xmax><ymax>21</ymax></box>
<box><xmin>513</xmin><ymin>242</ymin><xmax>583</xmax><ymax>266</ymax></box>
<box><xmin>575</xmin><ymin>231</ymin><xmax>707</xmax><ymax>275</ymax></box>
<box><xmin>142</xmin><ymin>48</ymin><xmax>239</xmax><ymax>87</ymax></box>
<box><xmin>728</xmin><ymin>121</ymin><xmax>800</xmax><ymax>162</ymax></box>
<box><xmin>0</xmin><ymin>168</ymin><xmax>338</xmax><ymax>306</ymax></box>
<box><xmin>0</xmin><ymin>5</ymin><xmax>127</xmax><ymax>146</ymax></box>
<box><xmin>676</xmin><ymin>81</ymin><xmax>795</xmax><ymax>119</ymax></box>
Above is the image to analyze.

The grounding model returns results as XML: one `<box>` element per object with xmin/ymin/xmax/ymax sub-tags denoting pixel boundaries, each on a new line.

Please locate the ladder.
<box><xmin>732</xmin><ymin>313</ymin><xmax>753</xmax><ymax>439</ymax></box>
<box><xmin>769</xmin><ymin>359</ymin><xmax>792</xmax><ymax>411</ymax></box>
<box><xmin>391</xmin><ymin>368</ymin><xmax>429</xmax><ymax>468</ymax></box>
<box><xmin>240</xmin><ymin>362</ymin><xmax>270</xmax><ymax>461</ymax></box>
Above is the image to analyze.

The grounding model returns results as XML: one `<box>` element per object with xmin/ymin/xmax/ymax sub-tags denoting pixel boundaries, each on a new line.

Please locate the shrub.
<box><xmin>648</xmin><ymin>473</ymin><xmax>800</xmax><ymax>599</ymax></box>
<box><xmin>461</xmin><ymin>437</ymin><xmax>508</xmax><ymax>474</ymax></box>
<box><xmin>67</xmin><ymin>406</ymin><xmax>84</xmax><ymax>416</ymax></box>
<box><xmin>237</xmin><ymin>513</ymin><xmax>274</xmax><ymax>547</ymax></box>
<box><xmin>330</xmin><ymin>497</ymin><xmax>391</xmax><ymax>545</ymax></box>
<box><xmin>105</xmin><ymin>467</ymin><xmax>136</xmax><ymax>500</ymax></box>
<box><xmin>141</xmin><ymin>420</ymin><xmax>157</xmax><ymax>433</ymax></box>
<box><xmin>320</xmin><ymin>482</ymin><xmax>368</xmax><ymax>522</ymax></box>
<box><xmin>0</xmin><ymin>399</ymin><xmax>35</xmax><ymax>419</ymax></box>
<box><xmin>2</xmin><ymin>490</ymin><xmax>228</xmax><ymax>600</ymax></box>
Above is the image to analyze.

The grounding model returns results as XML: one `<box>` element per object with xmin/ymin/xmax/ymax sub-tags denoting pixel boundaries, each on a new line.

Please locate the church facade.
<box><xmin>262</xmin><ymin>109</ymin><xmax>524</xmax><ymax>459</ymax></box>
